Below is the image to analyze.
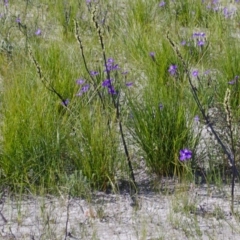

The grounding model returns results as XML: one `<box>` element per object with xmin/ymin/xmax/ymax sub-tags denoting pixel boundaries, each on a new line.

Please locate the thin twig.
<box><xmin>28</xmin><ymin>46</ymin><xmax>68</xmax><ymax>107</ymax></box>
<box><xmin>74</xmin><ymin>19</ymin><xmax>105</xmax><ymax>107</ymax></box>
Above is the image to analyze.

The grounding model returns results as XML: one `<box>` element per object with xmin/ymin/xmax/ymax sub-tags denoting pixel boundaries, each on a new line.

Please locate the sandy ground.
<box><xmin>1</xmin><ymin>179</ymin><xmax>240</xmax><ymax>240</ymax></box>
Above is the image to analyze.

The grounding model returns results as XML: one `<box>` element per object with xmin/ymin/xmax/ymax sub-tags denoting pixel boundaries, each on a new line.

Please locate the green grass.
<box><xmin>0</xmin><ymin>0</ymin><xmax>239</xmax><ymax>199</ymax></box>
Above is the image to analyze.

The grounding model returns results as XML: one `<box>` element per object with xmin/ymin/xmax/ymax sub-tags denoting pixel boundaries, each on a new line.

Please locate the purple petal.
<box><xmin>192</xmin><ymin>70</ymin><xmax>199</xmax><ymax>77</ymax></box>
<box><xmin>76</xmin><ymin>79</ymin><xmax>85</xmax><ymax>85</ymax></box>
<box><xmin>159</xmin><ymin>1</ymin><xmax>166</xmax><ymax>7</ymax></box>
<box><xmin>126</xmin><ymin>82</ymin><xmax>133</xmax><ymax>87</ymax></box>
<box><xmin>194</xmin><ymin>115</ymin><xmax>199</xmax><ymax>122</ymax></box>
<box><xmin>90</xmin><ymin>71</ymin><xmax>99</xmax><ymax>76</ymax></box>
<box><xmin>102</xmin><ymin>79</ymin><xmax>112</xmax><ymax>87</ymax></box>
<box><xmin>35</xmin><ymin>29</ymin><xmax>41</xmax><ymax>35</ymax></box>
<box><xmin>159</xmin><ymin>103</ymin><xmax>164</xmax><ymax>110</ymax></box>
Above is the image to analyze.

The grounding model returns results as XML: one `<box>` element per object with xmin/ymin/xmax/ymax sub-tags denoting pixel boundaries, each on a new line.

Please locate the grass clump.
<box><xmin>128</xmin><ymin>80</ymin><xmax>193</xmax><ymax>177</ymax></box>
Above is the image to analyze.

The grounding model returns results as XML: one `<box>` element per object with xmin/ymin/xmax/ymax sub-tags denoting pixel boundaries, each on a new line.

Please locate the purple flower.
<box><xmin>121</xmin><ymin>71</ymin><xmax>128</xmax><ymax>75</ymax></box>
<box><xmin>86</xmin><ymin>0</ymin><xmax>91</xmax><ymax>4</ymax></box>
<box><xmin>223</xmin><ymin>7</ymin><xmax>236</xmax><ymax>18</ymax></box>
<box><xmin>4</xmin><ymin>0</ymin><xmax>8</xmax><ymax>6</ymax></box>
<box><xmin>61</xmin><ymin>99</ymin><xmax>69</xmax><ymax>107</ymax></box>
<box><xmin>192</xmin><ymin>32</ymin><xmax>205</xmax><ymax>38</ymax></box>
<box><xmin>197</xmin><ymin>40</ymin><xmax>205</xmax><ymax>46</ymax></box>
<box><xmin>126</xmin><ymin>82</ymin><xmax>133</xmax><ymax>87</ymax></box>
<box><xmin>168</xmin><ymin>64</ymin><xmax>177</xmax><ymax>76</ymax></box>
<box><xmin>228</xmin><ymin>76</ymin><xmax>239</xmax><ymax>85</ymax></box>
<box><xmin>194</xmin><ymin>115</ymin><xmax>199</xmax><ymax>122</ymax></box>
<box><xmin>113</xmin><ymin>64</ymin><xmax>120</xmax><ymax>70</ymax></box>
<box><xmin>90</xmin><ymin>71</ymin><xmax>99</xmax><ymax>76</ymax></box>
<box><xmin>149</xmin><ymin>52</ymin><xmax>155</xmax><ymax>57</ymax></box>
<box><xmin>16</xmin><ymin>17</ymin><xmax>21</xmax><ymax>23</ymax></box>
<box><xmin>159</xmin><ymin>1</ymin><xmax>166</xmax><ymax>7</ymax></box>
<box><xmin>192</xmin><ymin>70</ymin><xmax>199</xmax><ymax>77</ymax></box>
<box><xmin>192</xmin><ymin>32</ymin><xmax>206</xmax><ymax>47</ymax></box>
<box><xmin>107</xmin><ymin>58</ymin><xmax>114</xmax><ymax>63</ymax></box>
<box><xmin>179</xmin><ymin>149</ymin><xmax>192</xmax><ymax>161</ymax></box>
<box><xmin>193</xmin><ymin>33</ymin><xmax>200</xmax><ymax>38</ymax></box>
<box><xmin>108</xmin><ymin>85</ymin><xmax>117</xmax><ymax>95</ymax></box>
<box><xmin>35</xmin><ymin>29</ymin><xmax>41</xmax><ymax>36</ymax></box>
<box><xmin>102</xmin><ymin>79</ymin><xmax>112</xmax><ymax>87</ymax></box>
<box><xmin>228</xmin><ymin>80</ymin><xmax>236</xmax><ymax>85</ymax></box>
<box><xmin>181</xmin><ymin>40</ymin><xmax>186</xmax><ymax>46</ymax></box>
<box><xmin>102</xmin><ymin>77</ymin><xmax>117</xmax><ymax>94</ymax></box>
<box><xmin>81</xmin><ymin>84</ymin><xmax>90</xmax><ymax>92</ymax></box>
<box><xmin>105</xmin><ymin>58</ymin><xmax>120</xmax><ymax>72</ymax></box>
<box><xmin>76</xmin><ymin>79</ymin><xmax>85</xmax><ymax>85</ymax></box>
<box><xmin>159</xmin><ymin>103</ymin><xmax>164</xmax><ymax>110</ymax></box>
<box><xmin>149</xmin><ymin>52</ymin><xmax>156</xmax><ymax>61</ymax></box>
<box><xmin>76</xmin><ymin>84</ymin><xmax>90</xmax><ymax>96</ymax></box>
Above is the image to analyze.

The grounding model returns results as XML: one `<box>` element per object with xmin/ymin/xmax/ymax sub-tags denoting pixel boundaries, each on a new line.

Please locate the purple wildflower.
<box><xmin>168</xmin><ymin>64</ymin><xmax>177</xmax><ymax>76</ymax></box>
<box><xmin>81</xmin><ymin>84</ymin><xmax>90</xmax><ymax>92</ymax></box>
<box><xmin>102</xmin><ymin>79</ymin><xmax>112</xmax><ymax>87</ymax></box>
<box><xmin>35</xmin><ymin>29</ymin><xmax>41</xmax><ymax>36</ymax></box>
<box><xmin>149</xmin><ymin>52</ymin><xmax>156</xmax><ymax>61</ymax></box>
<box><xmin>126</xmin><ymin>82</ymin><xmax>133</xmax><ymax>87</ymax></box>
<box><xmin>102</xmin><ymin>78</ymin><xmax>117</xmax><ymax>94</ymax></box>
<box><xmin>193</xmin><ymin>32</ymin><xmax>205</xmax><ymax>38</ymax></box>
<box><xmin>228</xmin><ymin>76</ymin><xmax>239</xmax><ymax>85</ymax></box>
<box><xmin>192</xmin><ymin>33</ymin><xmax>199</xmax><ymax>38</ymax></box>
<box><xmin>16</xmin><ymin>17</ymin><xmax>21</xmax><ymax>23</ymax></box>
<box><xmin>181</xmin><ymin>40</ymin><xmax>186</xmax><ymax>46</ymax></box>
<box><xmin>90</xmin><ymin>71</ymin><xmax>99</xmax><ymax>76</ymax></box>
<box><xmin>228</xmin><ymin>80</ymin><xmax>236</xmax><ymax>85</ymax></box>
<box><xmin>197</xmin><ymin>40</ymin><xmax>205</xmax><ymax>46</ymax></box>
<box><xmin>149</xmin><ymin>52</ymin><xmax>155</xmax><ymax>57</ymax></box>
<box><xmin>192</xmin><ymin>70</ymin><xmax>199</xmax><ymax>77</ymax></box>
<box><xmin>179</xmin><ymin>149</ymin><xmax>192</xmax><ymax>161</ymax></box>
<box><xmin>105</xmin><ymin>58</ymin><xmax>120</xmax><ymax>72</ymax></box>
<box><xmin>107</xmin><ymin>58</ymin><xmax>114</xmax><ymax>63</ymax></box>
<box><xmin>121</xmin><ymin>71</ymin><xmax>128</xmax><ymax>75</ymax></box>
<box><xmin>61</xmin><ymin>99</ymin><xmax>69</xmax><ymax>107</ymax></box>
<box><xmin>194</xmin><ymin>115</ymin><xmax>199</xmax><ymax>122</ymax></box>
<box><xmin>76</xmin><ymin>79</ymin><xmax>85</xmax><ymax>85</ymax></box>
<box><xmin>159</xmin><ymin>1</ymin><xmax>166</xmax><ymax>7</ymax></box>
<box><xmin>76</xmin><ymin>84</ymin><xmax>90</xmax><ymax>96</ymax></box>
<box><xmin>223</xmin><ymin>7</ymin><xmax>236</xmax><ymax>18</ymax></box>
<box><xmin>108</xmin><ymin>85</ymin><xmax>117</xmax><ymax>95</ymax></box>
<box><xmin>159</xmin><ymin>103</ymin><xmax>164</xmax><ymax>110</ymax></box>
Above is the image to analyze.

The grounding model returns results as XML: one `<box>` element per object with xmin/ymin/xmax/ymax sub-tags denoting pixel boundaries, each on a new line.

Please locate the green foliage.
<box><xmin>173</xmin><ymin>0</ymin><xmax>212</xmax><ymax>27</ymax></box>
<box><xmin>0</xmin><ymin>0</ymin><xmax>240</xmax><ymax>196</ymax></box>
<box><xmin>128</xmin><ymin>80</ymin><xmax>193</xmax><ymax>177</ymax></box>
<box><xmin>65</xmin><ymin>102</ymin><xmax>120</xmax><ymax>191</ymax></box>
